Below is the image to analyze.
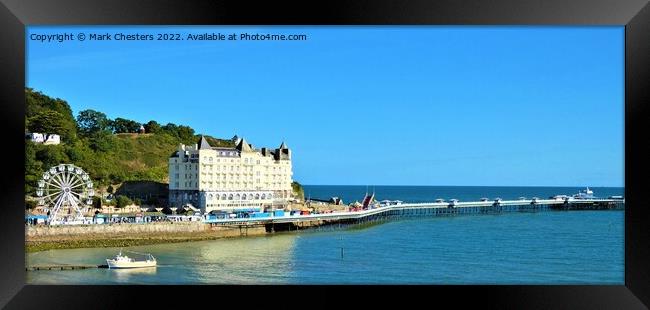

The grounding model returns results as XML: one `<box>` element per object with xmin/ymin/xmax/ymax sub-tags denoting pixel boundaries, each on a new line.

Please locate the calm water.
<box><xmin>27</xmin><ymin>186</ymin><xmax>624</xmax><ymax>285</ymax></box>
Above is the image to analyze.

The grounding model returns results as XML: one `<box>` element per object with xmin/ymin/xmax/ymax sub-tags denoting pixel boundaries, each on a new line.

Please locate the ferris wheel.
<box><xmin>36</xmin><ymin>164</ymin><xmax>94</xmax><ymax>225</ymax></box>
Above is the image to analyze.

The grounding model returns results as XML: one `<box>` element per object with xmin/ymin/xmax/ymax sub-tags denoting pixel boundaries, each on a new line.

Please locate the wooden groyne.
<box><xmin>26</xmin><ymin>264</ymin><xmax>108</xmax><ymax>271</ymax></box>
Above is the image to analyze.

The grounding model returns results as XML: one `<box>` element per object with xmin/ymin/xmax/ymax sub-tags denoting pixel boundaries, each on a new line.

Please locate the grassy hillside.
<box><xmin>24</xmin><ymin>88</ymin><xmax>233</xmax><ymax>196</ymax></box>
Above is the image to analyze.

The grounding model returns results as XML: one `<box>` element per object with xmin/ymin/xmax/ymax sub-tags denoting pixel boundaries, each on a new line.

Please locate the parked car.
<box><xmin>480</xmin><ymin>197</ymin><xmax>489</xmax><ymax>202</ymax></box>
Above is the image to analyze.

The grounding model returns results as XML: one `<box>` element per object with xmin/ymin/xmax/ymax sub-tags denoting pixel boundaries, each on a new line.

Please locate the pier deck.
<box><xmin>204</xmin><ymin>198</ymin><xmax>625</xmax><ymax>226</ymax></box>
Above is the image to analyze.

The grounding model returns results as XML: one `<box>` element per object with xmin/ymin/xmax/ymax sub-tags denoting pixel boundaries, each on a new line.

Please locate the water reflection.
<box><xmin>190</xmin><ymin>235</ymin><xmax>297</xmax><ymax>284</ymax></box>
<box><xmin>111</xmin><ymin>267</ymin><xmax>157</xmax><ymax>281</ymax></box>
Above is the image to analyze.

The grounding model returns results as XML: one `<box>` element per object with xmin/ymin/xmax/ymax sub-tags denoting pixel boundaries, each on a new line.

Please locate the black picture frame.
<box><xmin>1</xmin><ymin>0</ymin><xmax>648</xmax><ymax>309</ymax></box>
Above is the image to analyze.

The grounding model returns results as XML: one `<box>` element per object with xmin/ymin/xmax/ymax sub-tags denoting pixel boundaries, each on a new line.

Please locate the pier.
<box><xmin>204</xmin><ymin>198</ymin><xmax>625</xmax><ymax>230</ymax></box>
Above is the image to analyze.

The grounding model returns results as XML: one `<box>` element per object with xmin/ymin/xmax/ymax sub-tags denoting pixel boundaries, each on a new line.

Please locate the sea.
<box><xmin>26</xmin><ymin>185</ymin><xmax>625</xmax><ymax>285</ymax></box>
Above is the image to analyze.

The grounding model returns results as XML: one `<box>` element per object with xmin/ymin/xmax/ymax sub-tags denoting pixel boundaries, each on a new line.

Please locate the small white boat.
<box><xmin>106</xmin><ymin>250</ymin><xmax>156</xmax><ymax>269</ymax></box>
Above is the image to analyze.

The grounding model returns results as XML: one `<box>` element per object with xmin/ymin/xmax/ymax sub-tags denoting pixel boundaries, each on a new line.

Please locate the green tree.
<box><xmin>88</xmin><ymin>131</ymin><xmax>116</xmax><ymax>152</ymax></box>
<box><xmin>111</xmin><ymin>117</ymin><xmax>141</xmax><ymax>133</ymax></box>
<box><xmin>161</xmin><ymin>123</ymin><xmax>179</xmax><ymax>137</ymax></box>
<box><xmin>107</xmin><ymin>185</ymin><xmax>114</xmax><ymax>194</ymax></box>
<box><xmin>28</xmin><ymin>110</ymin><xmax>68</xmax><ymax>137</ymax></box>
<box><xmin>144</xmin><ymin>120</ymin><xmax>161</xmax><ymax>134</ymax></box>
<box><xmin>25</xmin><ymin>88</ymin><xmax>77</xmax><ymax>142</ymax></box>
<box><xmin>177</xmin><ymin>125</ymin><xmax>195</xmax><ymax>143</ymax></box>
<box><xmin>35</xmin><ymin>145</ymin><xmax>68</xmax><ymax>171</ymax></box>
<box><xmin>25</xmin><ymin>142</ymin><xmax>43</xmax><ymax>193</ymax></box>
<box><xmin>115</xmin><ymin>195</ymin><xmax>133</xmax><ymax>208</ymax></box>
<box><xmin>64</xmin><ymin>141</ymin><xmax>87</xmax><ymax>162</ymax></box>
<box><xmin>77</xmin><ymin>109</ymin><xmax>111</xmax><ymax>136</ymax></box>
<box><xmin>292</xmin><ymin>181</ymin><xmax>305</xmax><ymax>200</ymax></box>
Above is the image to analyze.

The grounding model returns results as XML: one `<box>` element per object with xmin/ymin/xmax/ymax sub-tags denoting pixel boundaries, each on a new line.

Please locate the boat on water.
<box><xmin>106</xmin><ymin>250</ymin><xmax>156</xmax><ymax>269</ymax></box>
<box><xmin>573</xmin><ymin>187</ymin><xmax>595</xmax><ymax>199</ymax></box>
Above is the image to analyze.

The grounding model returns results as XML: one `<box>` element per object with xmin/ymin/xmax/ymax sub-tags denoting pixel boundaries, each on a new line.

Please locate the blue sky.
<box><xmin>26</xmin><ymin>26</ymin><xmax>624</xmax><ymax>187</ymax></box>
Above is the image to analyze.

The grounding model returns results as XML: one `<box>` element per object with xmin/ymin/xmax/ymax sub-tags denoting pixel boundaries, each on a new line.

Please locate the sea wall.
<box><xmin>26</xmin><ymin>222</ymin><xmax>270</xmax><ymax>252</ymax></box>
<box><xmin>27</xmin><ymin>222</ymin><xmax>210</xmax><ymax>238</ymax></box>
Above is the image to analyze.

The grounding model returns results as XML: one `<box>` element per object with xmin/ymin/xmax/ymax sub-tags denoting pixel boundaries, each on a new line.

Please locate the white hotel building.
<box><xmin>168</xmin><ymin>136</ymin><xmax>293</xmax><ymax>213</ymax></box>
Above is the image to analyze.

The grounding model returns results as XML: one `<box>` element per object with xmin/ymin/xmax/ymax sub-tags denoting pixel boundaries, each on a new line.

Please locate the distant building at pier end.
<box><xmin>168</xmin><ymin>136</ymin><xmax>293</xmax><ymax>213</ymax></box>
